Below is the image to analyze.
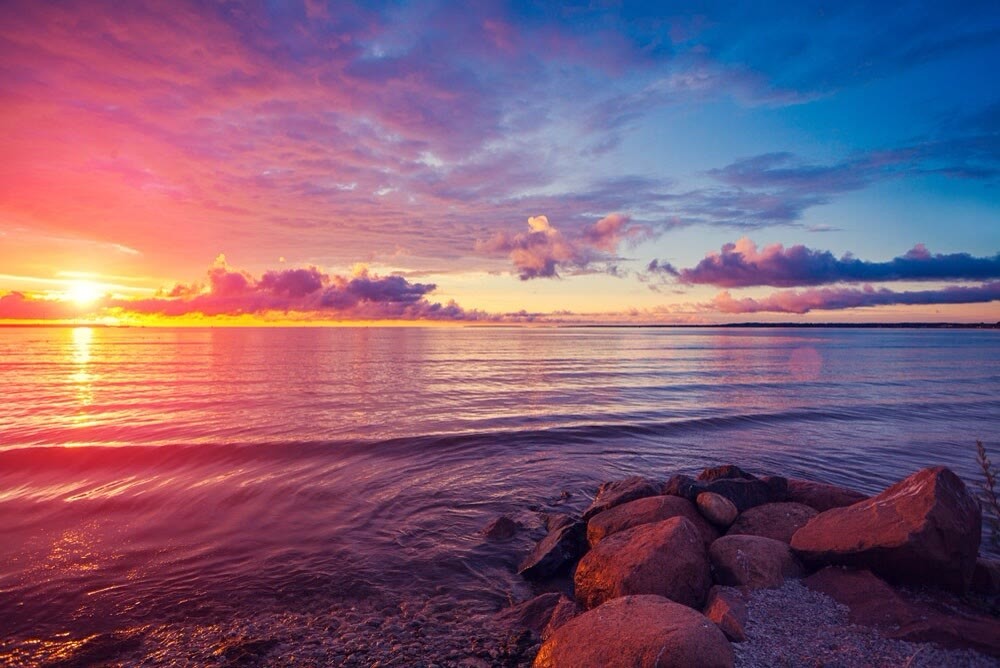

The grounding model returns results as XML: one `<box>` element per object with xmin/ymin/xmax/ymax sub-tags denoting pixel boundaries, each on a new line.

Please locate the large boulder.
<box><xmin>518</xmin><ymin>521</ymin><xmax>587</xmax><ymax>580</ymax></box>
<box><xmin>804</xmin><ymin>567</ymin><xmax>1000</xmax><ymax>657</ymax></box>
<box><xmin>582</xmin><ymin>476</ymin><xmax>661</xmax><ymax>520</ymax></box>
<box><xmin>533</xmin><ymin>595</ymin><xmax>734</xmax><ymax>668</ymax></box>
<box><xmin>575</xmin><ymin>517</ymin><xmax>711</xmax><ymax>610</ymax></box>
<box><xmin>664</xmin><ymin>474</ymin><xmax>772</xmax><ymax>512</ymax></box>
<box><xmin>696</xmin><ymin>492</ymin><xmax>738</xmax><ymax>528</ymax></box>
<box><xmin>710</xmin><ymin>535</ymin><xmax>804</xmax><ymax>589</ymax></box>
<box><xmin>587</xmin><ymin>495</ymin><xmax>719</xmax><ymax>548</ymax></box>
<box><xmin>542</xmin><ymin>596</ymin><xmax>581</xmax><ymax>641</ymax></box>
<box><xmin>727</xmin><ymin>502</ymin><xmax>818</xmax><ymax>543</ymax></box>
<box><xmin>790</xmin><ymin>467</ymin><xmax>981</xmax><ymax>591</ymax></box>
<box><xmin>786</xmin><ymin>478</ymin><xmax>868</xmax><ymax>512</ymax></box>
<box><xmin>702</xmin><ymin>586</ymin><xmax>748</xmax><ymax>642</ymax></box>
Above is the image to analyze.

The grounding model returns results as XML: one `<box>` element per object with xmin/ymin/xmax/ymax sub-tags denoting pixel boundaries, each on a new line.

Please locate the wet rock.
<box><xmin>586</xmin><ymin>495</ymin><xmax>718</xmax><ymax>548</ymax></box>
<box><xmin>759</xmin><ymin>475</ymin><xmax>788</xmax><ymax>502</ymax></box>
<box><xmin>518</xmin><ymin>521</ymin><xmax>587</xmax><ymax>580</ymax></box>
<box><xmin>533</xmin><ymin>595</ymin><xmax>734</xmax><ymax>668</ymax></box>
<box><xmin>541</xmin><ymin>596</ymin><xmax>581</xmax><ymax>641</ymax></box>
<box><xmin>581</xmin><ymin>476</ymin><xmax>661</xmax><ymax>520</ymax></box>
<box><xmin>541</xmin><ymin>512</ymin><xmax>574</xmax><ymax>533</ymax></box>
<box><xmin>703</xmin><ymin>586</ymin><xmax>748</xmax><ymax>642</ymax></box>
<box><xmin>972</xmin><ymin>558</ymin><xmax>1000</xmax><ymax>596</ymax></box>
<box><xmin>575</xmin><ymin>517</ymin><xmax>711</xmax><ymax>610</ymax></box>
<box><xmin>496</xmin><ymin>593</ymin><xmax>563</xmax><ymax>635</ymax></box>
<box><xmin>481</xmin><ymin>515</ymin><xmax>519</xmax><ymax>541</ymax></box>
<box><xmin>664</xmin><ymin>474</ymin><xmax>771</xmax><ymax>513</ymax></box>
<box><xmin>790</xmin><ymin>466</ymin><xmax>981</xmax><ymax>591</ymax></box>
<box><xmin>804</xmin><ymin>566</ymin><xmax>1000</xmax><ymax>657</ymax></box>
<box><xmin>697</xmin><ymin>464</ymin><xmax>757</xmax><ymax>482</ymax></box>
<box><xmin>727</xmin><ymin>502</ymin><xmax>818</xmax><ymax>543</ymax></box>
<box><xmin>710</xmin><ymin>535</ymin><xmax>804</xmax><ymax>589</ymax></box>
<box><xmin>786</xmin><ymin>477</ymin><xmax>868</xmax><ymax>511</ymax></box>
<box><xmin>663</xmin><ymin>474</ymin><xmax>703</xmax><ymax>501</ymax></box>
<box><xmin>697</xmin><ymin>492</ymin><xmax>738</xmax><ymax>528</ymax></box>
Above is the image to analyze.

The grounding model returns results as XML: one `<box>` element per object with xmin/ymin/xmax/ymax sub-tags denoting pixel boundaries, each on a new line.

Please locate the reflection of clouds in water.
<box><xmin>788</xmin><ymin>346</ymin><xmax>822</xmax><ymax>382</ymax></box>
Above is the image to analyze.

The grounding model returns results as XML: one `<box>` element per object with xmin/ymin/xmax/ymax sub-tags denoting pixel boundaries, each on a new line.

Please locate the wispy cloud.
<box><xmin>710</xmin><ymin>281</ymin><xmax>1000</xmax><ymax>314</ymax></box>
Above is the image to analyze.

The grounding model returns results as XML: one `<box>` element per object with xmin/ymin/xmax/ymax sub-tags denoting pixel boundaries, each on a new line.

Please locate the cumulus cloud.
<box><xmin>0</xmin><ymin>260</ymin><xmax>496</xmax><ymax>322</ymax></box>
<box><xmin>678</xmin><ymin>238</ymin><xmax>1000</xmax><ymax>288</ymax></box>
<box><xmin>710</xmin><ymin>281</ymin><xmax>1000</xmax><ymax>314</ymax></box>
<box><xmin>477</xmin><ymin>213</ymin><xmax>650</xmax><ymax>280</ymax></box>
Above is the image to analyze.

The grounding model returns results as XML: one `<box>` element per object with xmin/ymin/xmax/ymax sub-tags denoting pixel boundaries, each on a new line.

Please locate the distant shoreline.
<box><xmin>1</xmin><ymin>322</ymin><xmax>997</xmax><ymax>330</ymax></box>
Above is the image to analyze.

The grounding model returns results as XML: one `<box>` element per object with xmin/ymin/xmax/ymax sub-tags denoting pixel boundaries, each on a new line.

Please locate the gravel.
<box><xmin>734</xmin><ymin>580</ymin><xmax>999</xmax><ymax>668</ymax></box>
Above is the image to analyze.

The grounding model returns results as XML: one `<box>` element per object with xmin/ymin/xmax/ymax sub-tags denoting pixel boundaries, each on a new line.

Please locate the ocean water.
<box><xmin>1</xmin><ymin>326</ymin><xmax>998</xmax><ymax>665</ymax></box>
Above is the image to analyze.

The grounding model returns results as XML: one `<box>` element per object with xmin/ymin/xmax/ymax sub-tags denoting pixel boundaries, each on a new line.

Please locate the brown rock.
<box><xmin>710</xmin><ymin>535</ymin><xmax>804</xmax><ymax>589</ymax></box>
<box><xmin>575</xmin><ymin>517</ymin><xmax>711</xmax><ymax>610</ymax></box>
<box><xmin>697</xmin><ymin>465</ymin><xmax>757</xmax><ymax>482</ymax></box>
<box><xmin>786</xmin><ymin>477</ymin><xmax>868</xmax><ymax>512</ymax></box>
<box><xmin>702</xmin><ymin>586</ymin><xmax>748</xmax><ymax>642</ymax></box>
<box><xmin>496</xmin><ymin>593</ymin><xmax>563</xmax><ymax>634</ymax></box>
<box><xmin>664</xmin><ymin>475</ymin><xmax>772</xmax><ymax>512</ymax></box>
<box><xmin>804</xmin><ymin>566</ymin><xmax>1000</xmax><ymax>657</ymax></box>
<box><xmin>586</xmin><ymin>495</ymin><xmax>719</xmax><ymax>548</ymax></box>
<box><xmin>541</xmin><ymin>596</ymin><xmax>581</xmax><ymax>641</ymax></box>
<box><xmin>697</xmin><ymin>492</ymin><xmax>738</xmax><ymax>528</ymax></box>
<box><xmin>727</xmin><ymin>502</ymin><xmax>818</xmax><ymax>543</ymax></box>
<box><xmin>518</xmin><ymin>521</ymin><xmax>587</xmax><ymax>580</ymax></box>
<box><xmin>542</xmin><ymin>512</ymin><xmax>574</xmax><ymax>533</ymax></box>
<box><xmin>582</xmin><ymin>476</ymin><xmax>661</xmax><ymax>520</ymax></box>
<box><xmin>481</xmin><ymin>515</ymin><xmax>519</xmax><ymax>540</ymax></box>
<box><xmin>790</xmin><ymin>467</ymin><xmax>981</xmax><ymax>591</ymax></box>
<box><xmin>533</xmin><ymin>595</ymin><xmax>734</xmax><ymax>668</ymax></box>
<box><xmin>760</xmin><ymin>475</ymin><xmax>789</xmax><ymax>502</ymax></box>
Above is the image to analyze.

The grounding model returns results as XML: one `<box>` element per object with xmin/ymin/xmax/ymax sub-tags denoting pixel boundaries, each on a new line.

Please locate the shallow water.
<box><xmin>1</xmin><ymin>326</ymin><xmax>998</xmax><ymax>665</ymax></box>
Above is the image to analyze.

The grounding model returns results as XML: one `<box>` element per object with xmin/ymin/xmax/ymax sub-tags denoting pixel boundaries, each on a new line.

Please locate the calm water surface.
<box><xmin>1</xmin><ymin>326</ymin><xmax>998</xmax><ymax>664</ymax></box>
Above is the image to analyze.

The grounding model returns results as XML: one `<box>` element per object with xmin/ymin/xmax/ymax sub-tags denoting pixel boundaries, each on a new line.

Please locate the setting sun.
<box><xmin>64</xmin><ymin>280</ymin><xmax>103</xmax><ymax>306</ymax></box>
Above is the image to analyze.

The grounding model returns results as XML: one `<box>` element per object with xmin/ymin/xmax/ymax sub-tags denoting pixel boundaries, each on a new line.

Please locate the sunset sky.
<box><xmin>1</xmin><ymin>0</ymin><xmax>998</xmax><ymax>324</ymax></box>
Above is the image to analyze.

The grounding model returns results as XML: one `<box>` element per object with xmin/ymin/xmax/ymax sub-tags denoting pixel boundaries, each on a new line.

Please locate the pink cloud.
<box><xmin>710</xmin><ymin>281</ymin><xmax>1000</xmax><ymax>314</ymax></box>
<box><xmin>477</xmin><ymin>213</ymin><xmax>650</xmax><ymax>280</ymax></box>
<box><xmin>674</xmin><ymin>238</ymin><xmax>1000</xmax><ymax>288</ymax></box>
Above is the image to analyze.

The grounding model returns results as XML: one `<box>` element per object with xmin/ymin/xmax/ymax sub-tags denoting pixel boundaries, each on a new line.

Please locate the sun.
<box><xmin>65</xmin><ymin>280</ymin><xmax>103</xmax><ymax>306</ymax></box>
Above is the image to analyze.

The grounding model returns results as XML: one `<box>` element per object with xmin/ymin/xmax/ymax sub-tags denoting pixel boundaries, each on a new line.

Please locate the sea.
<box><xmin>1</xmin><ymin>326</ymin><xmax>998</xmax><ymax>665</ymax></box>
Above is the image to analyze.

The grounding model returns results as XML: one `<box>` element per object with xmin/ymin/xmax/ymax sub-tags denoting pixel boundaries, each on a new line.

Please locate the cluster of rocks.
<box><xmin>495</xmin><ymin>464</ymin><xmax>1000</xmax><ymax>667</ymax></box>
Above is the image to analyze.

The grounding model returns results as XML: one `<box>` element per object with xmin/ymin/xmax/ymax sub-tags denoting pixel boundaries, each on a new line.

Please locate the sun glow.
<box><xmin>65</xmin><ymin>280</ymin><xmax>103</xmax><ymax>306</ymax></box>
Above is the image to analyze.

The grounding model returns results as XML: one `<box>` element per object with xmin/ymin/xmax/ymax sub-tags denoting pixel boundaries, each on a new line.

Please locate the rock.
<box><xmin>696</xmin><ymin>492</ymin><xmax>738</xmax><ymax>528</ymax></box>
<box><xmin>663</xmin><ymin>474</ymin><xmax>703</xmax><ymax>501</ymax></box>
<box><xmin>496</xmin><ymin>593</ymin><xmax>563</xmax><ymax>634</ymax></box>
<box><xmin>575</xmin><ymin>517</ymin><xmax>711</xmax><ymax>610</ymax></box>
<box><xmin>542</xmin><ymin>512</ymin><xmax>574</xmax><ymax>533</ymax></box>
<box><xmin>727</xmin><ymin>502</ymin><xmax>818</xmax><ymax>543</ymax></box>
<box><xmin>518</xmin><ymin>521</ymin><xmax>587</xmax><ymax>580</ymax></box>
<box><xmin>759</xmin><ymin>475</ymin><xmax>789</xmax><ymax>502</ymax></box>
<box><xmin>582</xmin><ymin>476</ymin><xmax>662</xmax><ymax>520</ymax></box>
<box><xmin>664</xmin><ymin>475</ymin><xmax>771</xmax><ymax>513</ymax></box>
<box><xmin>786</xmin><ymin>477</ymin><xmax>868</xmax><ymax>512</ymax></box>
<box><xmin>697</xmin><ymin>465</ymin><xmax>757</xmax><ymax>482</ymax></box>
<box><xmin>972</xmin><ymin>558</ymin><xmax>1000</xmax><ymax>596</ymax></box>
<box><xmin>541</xmin><ymin>596</ymin><xmax>581</xmax><ymax>641</ymax></box>
<box><xmin>533</xmin><ymin>595</ymin><xmax>734</xmax><ymax>668</ymax></box>
<box><xmin>790</xmin><ymin>467</ymin><xmax>981</xmax><ymax>591</ymax></box>
<box><xmin>702</xmin><ymin>586</ymin><xmax>748</xmax><ymax>642</ymax></box>
<box><xmin>710</xmin><ymin>535</ymin><xmax>804</xmax><ymax>589</ymax></box>
<box><xmin>586</xmin><ymin>495</ymin><xmax>719</xmax><ymax>548</ymax></box>
<box><xmin>804</xmin><ymin>566</ymin><xmax>1000</xmax><ymax>657</ymax></box>
<box><xmin>481</xmin><ymin>515</ymin><xmax>519</xmax><ymax>541</ymax></box>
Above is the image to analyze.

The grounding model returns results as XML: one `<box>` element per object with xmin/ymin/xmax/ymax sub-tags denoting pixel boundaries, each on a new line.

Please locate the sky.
<box><xmin>1</xmin><ymin>0</ymin><xmax>998</xmax><ymax>325</ymax></box>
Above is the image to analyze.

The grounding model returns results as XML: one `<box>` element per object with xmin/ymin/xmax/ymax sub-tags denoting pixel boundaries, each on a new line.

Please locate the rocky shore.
<box><xmin>495</xmin><ymin>464</ymin><xmax>1000</xmax><ymax>667</ymax></box>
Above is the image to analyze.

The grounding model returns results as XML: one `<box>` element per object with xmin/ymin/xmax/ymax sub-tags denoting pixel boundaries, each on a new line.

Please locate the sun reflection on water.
<box><xmin>70</xmin><ymin>326</ymin><xmax>94</xmax><ymax>418</ymax></box>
